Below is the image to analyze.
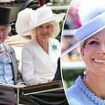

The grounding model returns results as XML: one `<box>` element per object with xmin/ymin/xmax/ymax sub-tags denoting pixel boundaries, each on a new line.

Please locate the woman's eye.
<box><xmin>89</xmin><ymin>41</ymin><xmax>99</xmax><ymax>45</ymax></box>
<box><xmin>46</xmin><ymin>25</ymin><xmax>52</xmax><ymax>28</ymax></box>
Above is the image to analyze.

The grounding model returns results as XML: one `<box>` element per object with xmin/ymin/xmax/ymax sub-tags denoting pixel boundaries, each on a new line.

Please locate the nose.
<box><xmin>100</xmin><ymin>44</ymin><xmax>105</xmax><ymax>54</ymax></box>
<box><xmin>43</xmin><ymin>27</ymin><xmax>48</xmax><ymax>33</ymax></box>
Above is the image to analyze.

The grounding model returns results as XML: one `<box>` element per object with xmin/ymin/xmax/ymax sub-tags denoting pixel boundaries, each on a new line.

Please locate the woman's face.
<box><xmin>81</xmin><ymin>28</ymin><xmax>105</xmax><ymax>74</ymax></box>
<box><xmin>35</xmin><ymin>22</ymin><xmax>53</xmax><ymax>39</ymax></box>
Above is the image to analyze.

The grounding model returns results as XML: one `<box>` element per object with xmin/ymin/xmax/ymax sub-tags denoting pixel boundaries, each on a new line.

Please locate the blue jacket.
<box><xmin>66</xmin><ymin>76</ymin><xmax>105</xmax><ymax>105</ymax></box>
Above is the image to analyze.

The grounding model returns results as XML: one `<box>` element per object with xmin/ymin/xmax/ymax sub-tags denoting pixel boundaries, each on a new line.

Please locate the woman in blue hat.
<box><xmin>64</xmin><ymin>0</ymin><xmax>105</xmax><ymax>105</ymax></box>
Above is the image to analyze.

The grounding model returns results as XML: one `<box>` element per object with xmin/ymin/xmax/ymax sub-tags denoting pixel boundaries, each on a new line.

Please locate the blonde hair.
<box><xmin>31</xmin><ymin>21</ymin><xmax>60</xmax><ymax>40</ymax></box>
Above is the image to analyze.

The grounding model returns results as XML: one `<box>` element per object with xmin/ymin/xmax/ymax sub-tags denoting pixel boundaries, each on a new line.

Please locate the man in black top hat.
<box><xmin>0</xmin><ymin>7</ymin><xmax>24</xmax><ymax>105</ymax></box>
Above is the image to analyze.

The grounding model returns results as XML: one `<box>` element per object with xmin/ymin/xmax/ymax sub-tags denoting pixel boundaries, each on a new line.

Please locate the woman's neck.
<box><xmin>36</xmin><ymin>36</ymin><xmax>49</xmax><ymax>53</ymax></box>
<box><xmin>84</xmin><ymin>71</ymin><xmax>105</xmax><ymax>99</ymax></box>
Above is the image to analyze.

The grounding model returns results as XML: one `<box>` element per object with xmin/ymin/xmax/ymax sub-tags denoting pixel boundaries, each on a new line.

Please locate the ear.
<box><xmin>80</xmin><ymin>46</ymin><xmax>84</xmax><ymax>56</ymax></box>
<box><xmin>8</xmin><ymin>26</ymin><xmax>11</xmax><ymax>33</ymax></box>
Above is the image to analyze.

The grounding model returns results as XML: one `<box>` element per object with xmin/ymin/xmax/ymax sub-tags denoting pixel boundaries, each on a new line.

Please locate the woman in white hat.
<box><xmin>16</xmin><ymin>5</ymin><xmax>67</xmax><ymax>105</ymax></box>
<box><xmin>64</xmin><ymin>0</ymin><xmax>105</xmax><ymax>105</ymax></box>
<box><xmin>16</xmin><ymin>5</ymin><xmax>65</xmax><ymax>86</ymax></box>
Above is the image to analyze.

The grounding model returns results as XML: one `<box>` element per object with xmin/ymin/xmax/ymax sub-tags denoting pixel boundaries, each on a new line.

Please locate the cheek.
<box><xmin>0</xmin><ymin>34</ymin><xmax>8</xmax><ymax>43</ymax></box>
<box><xmin>81</xmin><ymin>49</ymin><xmax>91</xmax><ymax>69</ymax></box>
<box><xmin>2</xmin><ymin>34</ymin><xmax>8</xmax><ymax>41</ymax></box>
<box><xmin>81</xmin><ymin>45</ymin><xmax>97</xmax><ymax>67</ymax></box>
<box><xmin>51</xmin><ymin>27</ymin><xmax>53</xmax><ymax>31</ymax></box>
<box><xmin>0</xmin><ymin>33</ymin><xmax>8</xmax><ymax>38</ymax></box>
<box><xmin>36</xmin><ymin>29</ymin><xmax>42</xmax><ymax>36</ymax></box>
<box><xmin>50</xmin><ymin>27</ymin><xmax>53</xmax><ymax>33</ymax></box>
<box><xmin>81</xmin><ymin>47</ymin><xmax>92</xmax><ymax>61</ymax></box>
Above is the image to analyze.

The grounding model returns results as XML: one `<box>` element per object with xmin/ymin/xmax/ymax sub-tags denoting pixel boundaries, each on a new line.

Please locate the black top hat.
<box><xmin>0</xmin><ymin>7</ymin><xmax>11</xmax><ymax>25</ymax></box>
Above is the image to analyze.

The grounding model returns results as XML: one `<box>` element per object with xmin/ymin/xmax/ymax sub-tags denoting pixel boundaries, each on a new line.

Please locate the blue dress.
<box><xmin>66</xmin><ymin>76</ymin><xmax>105</xmax><ymax>105</ymax></box>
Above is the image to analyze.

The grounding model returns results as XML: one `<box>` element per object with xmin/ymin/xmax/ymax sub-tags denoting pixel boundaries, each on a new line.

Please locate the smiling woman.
<box><xmin>63</xmin><ymin>0</ymin><xmax>105</xmax><ymax>105</ymax></box>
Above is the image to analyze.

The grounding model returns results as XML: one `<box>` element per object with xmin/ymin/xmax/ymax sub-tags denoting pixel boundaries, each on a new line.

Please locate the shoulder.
<box><xmin>66</xmin><ymin>78</ymin><xmax>92</xmax><ymax>105</ymax></box>
<box><xmin>66</xmin><ymin>84</ymin><xmax>84</xmax><ymax>105</ymax></box>
<box><xmin>22</xmin><ymin>41</ymin><xmax>34</xmax><ymax>51</ymax></box>
<box><xmin>23</xmin><ymin>41</ymin><xmax>33</xmax><ymax>48</ymax></box>
<box><xmin>4</xmin><ymin>44</ymin><xmax>15</xmax><ymax>54</ymax></box>
<box><xmin>66</xmin><ymin>84</ymin><xmax>82</xmax><ymax>104</ymax></box>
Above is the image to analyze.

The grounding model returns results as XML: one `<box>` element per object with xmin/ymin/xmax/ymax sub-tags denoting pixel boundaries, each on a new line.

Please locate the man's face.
<box><xmin>0</xmin><ymin>25</ymin><xmax>10</xmax><ymax>43</ymax></box>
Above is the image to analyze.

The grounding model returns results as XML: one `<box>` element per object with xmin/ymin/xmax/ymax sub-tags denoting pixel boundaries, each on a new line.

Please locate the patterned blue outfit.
<box><xmin>66</xmin><ymin>76</ymin><xmax>105</xmax><ymax>105</ymax></box>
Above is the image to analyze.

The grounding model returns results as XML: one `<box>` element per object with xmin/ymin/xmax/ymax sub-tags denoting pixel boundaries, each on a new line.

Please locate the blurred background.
<box><xmin>61</xmin><ymin>0</ymin><xmax>86</xmax><ymax>89</ymax></box>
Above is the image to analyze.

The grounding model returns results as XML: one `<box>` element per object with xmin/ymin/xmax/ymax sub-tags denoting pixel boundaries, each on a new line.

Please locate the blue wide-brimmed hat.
<box><xmin>62</xmin><ymin>0</ymin><xmax>105</xmax><ymax>57</ymax></box>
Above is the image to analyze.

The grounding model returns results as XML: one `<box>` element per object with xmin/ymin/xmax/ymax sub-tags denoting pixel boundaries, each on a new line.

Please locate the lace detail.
<box><xmin>76</xmin><ymin>76</ymin><xmax>105</xmax><ymax>105</ymax></box>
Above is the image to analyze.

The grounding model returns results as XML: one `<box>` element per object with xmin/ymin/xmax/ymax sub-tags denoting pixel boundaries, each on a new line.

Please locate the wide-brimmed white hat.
<box><xmin>62</xmin><ymin>0</ymin><xmax>105</xmax><ymax>57</ymax></box>
<box><xmin>15</xmin><ymin>5</ymin><xmax>65</xmax><ymax>36</ymax></box>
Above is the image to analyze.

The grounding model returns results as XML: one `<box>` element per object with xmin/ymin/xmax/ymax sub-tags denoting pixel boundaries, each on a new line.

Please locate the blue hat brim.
<box><xmin>61</xmin><ymin>12</ymin><xmax>105</xmax><ymax>57</ymax></box>
<box><xmin>75</xmin><ymin>11</ymin><xmax>105</xmax><ymax>42</ymax></box>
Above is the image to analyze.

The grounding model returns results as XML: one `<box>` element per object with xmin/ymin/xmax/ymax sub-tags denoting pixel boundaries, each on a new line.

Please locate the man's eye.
<box><xmin>89</xmin><ymin>41</ymin><xmax>99</xmax><ymax>45</ymax></box>
<box><xmin>38</xmin><ymin>25</ymin><xmax>43</xmax><ymax>28</ymax></box>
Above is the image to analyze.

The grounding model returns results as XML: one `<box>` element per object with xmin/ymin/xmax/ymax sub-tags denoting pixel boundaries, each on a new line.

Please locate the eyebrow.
<box><xmin>88</xmin><ymin>36</ymin><xmax>99</xmax><ymax>40</ymax></box>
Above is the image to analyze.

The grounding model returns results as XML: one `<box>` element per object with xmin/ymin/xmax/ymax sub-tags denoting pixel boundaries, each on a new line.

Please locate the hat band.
<box><xmin>75</xmin><ymin>12</ymin><xmax>105</xmax><ymax>41</ymax></box>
